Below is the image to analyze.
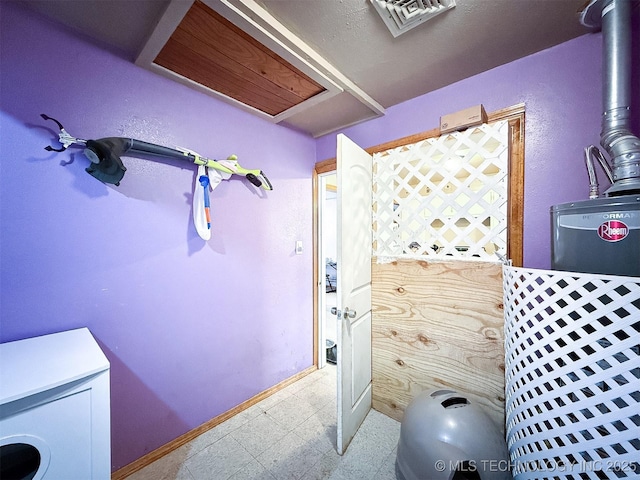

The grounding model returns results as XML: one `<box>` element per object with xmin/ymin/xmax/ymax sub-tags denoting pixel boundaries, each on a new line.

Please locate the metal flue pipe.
<box><xmin>582</xmin><ymin>0</ymin><xmax>640</xmax><ymax>195</ymax></box>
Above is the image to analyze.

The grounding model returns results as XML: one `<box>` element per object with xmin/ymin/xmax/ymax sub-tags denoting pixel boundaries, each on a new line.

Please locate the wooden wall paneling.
<box><xmin>154</xmin><ymin>1</ymin><xmax>325</xmax><ymax>116</ymax></box>
<box><xmin>184</xmin><ymin>2</ymin><xmax>324</xmax><ymax>99</ymax></box>
<box><xmin>371</xmin><ymin>258</ymin><xmax>506</xmax><ymax>431</ymax></box>
<box><xmin>155</xmin><ymin>39</ymin><xmax>292</xmax><ymax>115</ymax></box>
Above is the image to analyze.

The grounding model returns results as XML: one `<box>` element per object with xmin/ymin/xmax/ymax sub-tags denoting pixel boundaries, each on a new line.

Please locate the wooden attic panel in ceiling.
<box><xmin>153</xmin><ymin>1</ymin><xmax>326</xmax><ymax>116</ymax></box>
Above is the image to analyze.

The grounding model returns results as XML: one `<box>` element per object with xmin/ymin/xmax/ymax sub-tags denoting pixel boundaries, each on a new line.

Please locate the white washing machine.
<box><xmin>0</xmin><ymin>328</ymin><xmax>110</xmax><ymax>480</ymax></box>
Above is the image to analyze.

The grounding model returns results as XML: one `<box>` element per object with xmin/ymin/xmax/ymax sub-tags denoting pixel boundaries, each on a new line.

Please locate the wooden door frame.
<box><xmin>312</xmin><ymin>103</ymin><xmax>525</xmax><ymax>365</ymax></box>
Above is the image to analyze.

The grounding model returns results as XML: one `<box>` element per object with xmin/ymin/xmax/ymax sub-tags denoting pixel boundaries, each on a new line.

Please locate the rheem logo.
<box><xmin>598</xmin><ymin>220</ymin><xmax>629</xmax><ymax>242</ymax></box>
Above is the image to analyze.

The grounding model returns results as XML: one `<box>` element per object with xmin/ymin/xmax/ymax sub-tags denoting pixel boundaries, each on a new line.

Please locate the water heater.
<box><xmin>551</xmin><ymin>195</ymin><xmax>640</xmax><ymax>276</ymax></box>
<box><xmin>551</xmin><ymin>0</ymin><xmax>640</xmax><ymax>277</ymax></box>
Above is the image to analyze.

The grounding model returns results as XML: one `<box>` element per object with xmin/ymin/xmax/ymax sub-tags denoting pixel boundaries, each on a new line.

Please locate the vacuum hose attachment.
<box><xmin>84</xmin><ymin>138</ymin><xmax>130</xmax><ymax>186</ymax></box>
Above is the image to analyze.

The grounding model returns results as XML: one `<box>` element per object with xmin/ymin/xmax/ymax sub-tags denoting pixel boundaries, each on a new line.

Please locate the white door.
<box><xmin>335</xmin><ymin>133</ymin><xmax>373</xmax><ymax>455</ymax></box>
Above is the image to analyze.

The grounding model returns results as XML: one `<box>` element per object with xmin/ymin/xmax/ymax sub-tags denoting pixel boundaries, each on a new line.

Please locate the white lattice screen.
<box><xmin>503</xmin><ymin>265</ymin><xmax>640</xmax><ymax>480</ymax></box>
<box><xmin>372</xmin><ymin>121</ymin><xmax>508</xmax><ymax>260</ymax></box>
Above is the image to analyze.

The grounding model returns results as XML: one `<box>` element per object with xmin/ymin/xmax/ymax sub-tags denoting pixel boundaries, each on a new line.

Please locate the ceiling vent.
<box><xmin>370</xmin><ymin>0</ymin><xmax>456</xmax><ymax>37</ymax></box>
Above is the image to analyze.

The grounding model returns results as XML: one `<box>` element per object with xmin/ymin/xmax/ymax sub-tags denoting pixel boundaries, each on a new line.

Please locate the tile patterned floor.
<box><xmin>126</xmin><ymin>365</ymin><xmax>400</xmax><ymax>480</ymax></box>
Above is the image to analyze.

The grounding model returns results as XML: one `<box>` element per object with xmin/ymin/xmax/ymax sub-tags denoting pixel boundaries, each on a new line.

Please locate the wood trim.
<box><xmin>486</xmin><ymin>103</ymin><xmax>525</xmax><ymax>122</ymax></box>
<box><xmin>363</xmin><ymin>126</ymin><xmax>441</xmax><ymax>155</ymax></box>
<box><xmin>487</xmin><ymin>103</ymin><xmax>525</xmax><ymax>266</ymax></box>
<box><xmin>315</xmin><ymin>158</ymin><xmax>337</xmax><ymax>175</ymax></box>
<box><xmin>312</xmin><ymin>168</ymin><xmax>319</xmax><ymax>367</ymax></box>
<box><xmin>111</xmin><ymin>365</ymin><xmax>317</xmax><ymax>480</ymax></box>
<box><xmin>313</xmin><ymin>103</ymin><xmax>526</xmax><ymax>266</ymax></box>
<box><xmin>506</xmin><ymin>113</ymin><xmax>525</xmax><ymax>267</ymax></box>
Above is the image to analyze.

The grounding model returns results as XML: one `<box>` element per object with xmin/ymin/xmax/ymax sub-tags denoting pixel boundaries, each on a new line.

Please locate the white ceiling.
<box><xmin>22</xmin><ymin>0</ymin><xmax>593</xmax><ymax>137</ymax></box>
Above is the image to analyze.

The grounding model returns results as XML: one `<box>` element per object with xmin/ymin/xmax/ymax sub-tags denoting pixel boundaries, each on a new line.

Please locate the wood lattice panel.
<box><xmin>504</xmin><ymin>265</ymin><xmax>640</xmax><ymax>479</ymax></box>
<box><xmin>373</xmin><ymin>120</ymin><xmax>509</xmax><ymax>260</ymax></box>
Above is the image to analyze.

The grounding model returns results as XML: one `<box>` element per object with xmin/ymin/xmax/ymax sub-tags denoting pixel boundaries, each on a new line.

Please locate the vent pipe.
<box><xmin>581</xmin><ymin>0</ymin><xmax>640</xmax><ymax>196</ymax></box>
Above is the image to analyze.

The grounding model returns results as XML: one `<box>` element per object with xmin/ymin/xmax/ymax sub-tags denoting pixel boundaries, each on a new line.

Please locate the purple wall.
<box><xmin>317</xmin><ymin>11</ymin><xmax>639</xmax><ymax>269</ymax></box>
<box><xmin>2</xmin><ymin>1</ymin><xmax>638</xmax><ymax>473</ymax></box>
<box><xmin>0</xmin><ymin>3</ymin><xmax>315</xmax><ymax>471</ymax></box>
